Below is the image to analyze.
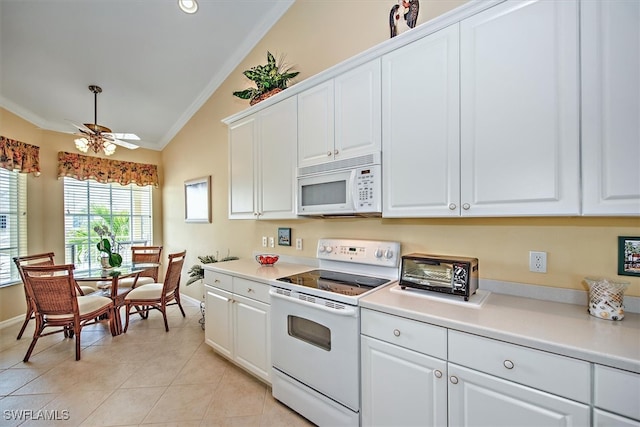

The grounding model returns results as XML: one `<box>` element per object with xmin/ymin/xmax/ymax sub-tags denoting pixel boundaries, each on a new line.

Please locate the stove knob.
<box><xmin>375</xmin><ymin>248</ymin><xmax>384</xmax><ymax>258</ymax></box>
<box><xmin>318</xmin><ymin>245</ymin><xmax>326</xmax><ymax>253</ymax></box>
<box><xmin>325</xmin><ymin>246</ymin><xmax>333</xmax><ymax>253</ymax></box>
<box><xmin>384</xmin><ymin>249</ymin><xmax>394</xmax><ymax>259</ymax></box>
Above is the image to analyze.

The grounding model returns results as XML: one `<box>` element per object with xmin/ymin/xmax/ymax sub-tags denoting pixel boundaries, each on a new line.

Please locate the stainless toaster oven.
<box><xmin>399</xmin><ymin>254</ymin><xmax>479</xmax><ymax>301</ymax></box>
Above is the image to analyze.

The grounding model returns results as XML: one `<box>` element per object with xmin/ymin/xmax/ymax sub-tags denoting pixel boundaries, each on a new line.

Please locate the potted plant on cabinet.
<box><xmin>233</xmin><ymin>51</ymin><xmax>299</xmax><ymax>105</ymax></box>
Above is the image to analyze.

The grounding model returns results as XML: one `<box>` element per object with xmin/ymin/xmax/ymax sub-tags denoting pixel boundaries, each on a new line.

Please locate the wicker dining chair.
<box><xmin>123</xmin><ymin>250</ymin><xmax>186</xmax><ymax>333</ymax></box>
<box><xmin>12</xmin><ymin>253</ymin><xmax>56</xmax><ymax>340</ymax></box>
<box><xmin>96</xmin><ymin>245</ymin><xmax>163</xmax><ymax>291</ymax></box>
<box><xmin>20</xmin><ymin>263</ymin><xmax>116</xmax><ymax>362</ymax></box>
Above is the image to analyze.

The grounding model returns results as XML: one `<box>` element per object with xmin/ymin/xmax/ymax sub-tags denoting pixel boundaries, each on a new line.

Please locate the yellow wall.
<box><xmin>162</xmin><ymin>0</ymin><xmax>639</xmax><ymax>302</ymax></box>
<box><xmin>0</xmin><ymin>108</ymin><xmax>163</xmax><ymax>322</ymax></box>
<box><xmin>1</xmin><ymin>0</ymin><xmax>639</xmax><ymax>323</ymax></box>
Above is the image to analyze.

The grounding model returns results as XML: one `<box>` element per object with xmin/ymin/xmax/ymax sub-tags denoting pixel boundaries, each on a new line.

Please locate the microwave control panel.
<box><xmin>356</xmin><ymin>167</ymin><xmax>378</xmax><ymax>209</ymax></box>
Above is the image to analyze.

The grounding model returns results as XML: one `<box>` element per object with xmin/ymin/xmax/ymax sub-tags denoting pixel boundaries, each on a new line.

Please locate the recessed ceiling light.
<box><xmin>178</xmin><ymin>0</ymin><xmax>198</xmax><ymax>14</ymax></box>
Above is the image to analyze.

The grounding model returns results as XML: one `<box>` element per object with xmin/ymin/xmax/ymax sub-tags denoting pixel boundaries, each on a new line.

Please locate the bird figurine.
<box><xmin>389</xmin><ymin>0</ymin><xmax>420</xmax><ymax>38</ymax></box>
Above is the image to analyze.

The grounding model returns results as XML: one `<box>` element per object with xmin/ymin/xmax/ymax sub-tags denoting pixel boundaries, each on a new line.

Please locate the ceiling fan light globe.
<box><xmin>178</xmin><ymin>0</ymin><xmax>198</xmax><ymax>14</ymax></box>
<box><xmin>103</xmin><ymin>142</ymin><xmax>117</xmax><ymax>156</ymax></box>
<box><xmin>75</xmin><ymin>138</ymin><xmax>89</xmax><ymax>153</ymax></box>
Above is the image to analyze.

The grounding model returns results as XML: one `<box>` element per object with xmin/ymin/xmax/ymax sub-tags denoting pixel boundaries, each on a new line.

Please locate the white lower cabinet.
<box><xmin>448</xmin><ymin>363</ymin><xmax>590</xmax><ymax>427</ymax></box>
<box><xmin>594</xmin><ymin>365</ymin><xmax>640</xmax><ymax>426</ymax></box>
<box><xmin>361</xmin><ymin>311</ymin><xmax>596</xmax><ymax>426</ymax></box>
<box><xmin>361</xmin><ymin>336</ymin><xmax>447</xmax><ymax>427</ymax></box>
<box><xmin>204</xmin><ymin>271</ymin><xmax>271</xmax><ymax>383</ymax></box>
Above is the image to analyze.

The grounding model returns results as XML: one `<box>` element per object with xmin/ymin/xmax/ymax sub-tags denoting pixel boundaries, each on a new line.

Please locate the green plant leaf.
<box><xmin>233</xmin><ymin>89</ymin><xmax>255</xmax><ymax>99</ymax></box>
<box><xmin>109</xmin><ymin>253</ymin><xmax>122</xmax><ymax>267</ymax></box>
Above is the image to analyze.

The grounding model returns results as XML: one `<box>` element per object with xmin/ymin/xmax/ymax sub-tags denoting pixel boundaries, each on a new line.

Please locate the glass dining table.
<box><xmin>74</xmin><ymin>263</ymin><xmax>159</xmax><ymax>335</ymax></box>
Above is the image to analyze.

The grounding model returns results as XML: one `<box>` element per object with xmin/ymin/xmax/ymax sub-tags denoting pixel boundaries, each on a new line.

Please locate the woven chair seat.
<box><xmin>45</xmin><ymin>295</ymin><xmax>113</xmax><ymax>320</ymax></box>
<box><xmin>124</xmin><ymin>283</ymin><xmax>172</xmax><ymax>301</ymax></box>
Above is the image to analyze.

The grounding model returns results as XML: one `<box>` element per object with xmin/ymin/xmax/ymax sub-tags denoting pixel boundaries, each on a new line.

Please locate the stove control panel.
<box><xmin>317</xmin><ymin>239</ymin><xmax>401</xmax><ymax>268</ymax></box>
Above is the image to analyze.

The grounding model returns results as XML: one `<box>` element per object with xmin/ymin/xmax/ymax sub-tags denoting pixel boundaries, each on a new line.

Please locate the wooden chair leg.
<box><xmin>16</xmin><ymin>308</ymin><xmax>33</xmax><ymax>340</ymax></box>
<box><xmin>23</xmin><ymin>321</ymin><xmax>43</xmax><ymax>362</ymax></box>
<box><xmin>123</xmin><ymin>303</ymin><xmax>131</xmax><ymax>333</ymax></box>
<box><xmin>74</xmin><ymin>327</ymin><xmax>81</xmax><ymax>361</ymax></box>
<box><xmin>161</xmin><ymin>304</ymin><xmax>169</xmax><ymax>332</ymax></box>
<box><xmin>175</xmin><ymin>295</ymin><xmax>186</xmax><ymax>318</ymax></box>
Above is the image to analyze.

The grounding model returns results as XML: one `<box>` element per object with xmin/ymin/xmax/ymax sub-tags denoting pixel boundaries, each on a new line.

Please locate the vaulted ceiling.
<box><xmin>0</xmin><ymin>0</ymin><xmax>294</xmax><ymax>151</ymax></box>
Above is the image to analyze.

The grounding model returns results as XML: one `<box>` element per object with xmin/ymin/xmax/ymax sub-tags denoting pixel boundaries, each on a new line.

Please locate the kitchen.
<box><xmin>1</xmin><ymin>0</ymin><xmax>639</xmax><ymax>426</ymax></box>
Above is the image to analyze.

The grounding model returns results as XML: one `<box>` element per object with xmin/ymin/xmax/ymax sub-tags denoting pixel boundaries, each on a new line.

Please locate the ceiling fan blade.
<box><xmin>111</xmin><ymin>138</ymin><xmax>140</xmax><ymax>150</ymax></box>
<box><xmin>104</xmin><ymin>132</ymin><xmax>140</xmax><ymax>141</ymax></box>
<box><xmin>67</xmin><ymin>120</ymin><xmax>96</xmax><ymax>134</ymax></box>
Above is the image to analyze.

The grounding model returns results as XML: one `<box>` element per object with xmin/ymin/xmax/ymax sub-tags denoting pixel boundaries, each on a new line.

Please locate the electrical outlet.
<box><xmin>268</xmin><ymin>237</ymin><xmax>275</xmax><ymax>248</ymax></box>
<box><xmin>262</xmin><ymin>236</ymin><xmax>267</xmax><ymax>247</ymax></box>
<box><xmin>296</xmin><ymin>238</ymin><xmax>303</xmax><ymax>250</ymax></box>
<box><xmin>529</xmin><ymin>251</ymin><xmax>547</xmax><ymax>273</ymax></box>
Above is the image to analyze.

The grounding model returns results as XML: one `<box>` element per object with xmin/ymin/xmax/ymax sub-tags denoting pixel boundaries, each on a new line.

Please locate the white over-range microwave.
<box><xmin>297</xmin><ymin>153</ymin><xmax>382</xmax><ymax>217</ymax></box>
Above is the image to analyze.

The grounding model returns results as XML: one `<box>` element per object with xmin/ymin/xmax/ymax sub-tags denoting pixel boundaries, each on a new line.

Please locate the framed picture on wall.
<box><xmin>278</xmin><ymin>228</ymin><xmax>291</xmax><ymax>246</ymax></box>
<box><xmin>618</xmin><ymin>236</ymin><xmax>640</xmax><ymax>277</ymax></box>
<box><xmin>184</xmin><ymin>176</ymin><xmax>211</xmax><ymax>223</ymax></box>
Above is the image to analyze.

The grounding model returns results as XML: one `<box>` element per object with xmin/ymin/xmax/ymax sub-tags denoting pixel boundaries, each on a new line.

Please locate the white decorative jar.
<box><xmin>585</xmin><ymin>277</ymin><xmax>629</xmax><ymax>321</ymax></box>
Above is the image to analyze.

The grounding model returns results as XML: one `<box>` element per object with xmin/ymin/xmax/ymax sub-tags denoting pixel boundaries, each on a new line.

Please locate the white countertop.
<box><xmin>201</xmin><ymin>259</ymin><xmax>314</xmax><ymax>285</ymax></box>
<box><xmin>361</xmin><ymin>284</ymin><xmax>640</xmax><ymax>374</ymax></box>
<box><xmin>201</xmin><ymin>259</ymin><xmax>640</xmax><ymax>374</ymax></box>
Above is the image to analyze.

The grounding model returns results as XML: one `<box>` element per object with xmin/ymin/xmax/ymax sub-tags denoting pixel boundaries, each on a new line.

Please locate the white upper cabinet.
<box><xmin>228</xmin><ymin>97</ymin><xmax>297</xmax><ymax>219</ymax></box>
<box><xmin>298</xmin><ymin>59</ymin><xmax>381</xmax><ymax>170</ymax></box>
<box><xmin>297</xmin><ymin>80</ymin><xmax>335</xmax><ymax>168</ymax></box>
<box><xmin>460</xmin><ymin>0</ymin><xmax>580</xmax><ymax>216</ymax></box>
<box><xmin>382</xmin><ymin>23</ymin><xmax>460</xmax><ymax>217</ymax></box>
<box><xmin>581</xmin><ymin>0</ymin><xmax>640</xmax><ymax>216</ymax></box>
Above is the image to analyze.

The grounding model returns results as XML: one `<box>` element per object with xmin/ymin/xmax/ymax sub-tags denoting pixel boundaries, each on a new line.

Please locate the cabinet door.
<box><xmin>228</xmin><ymin>115</ymin><xmax>257</xmax><ymax>219</ymax></box>
<box><xmin>594</xmin><ymin>409</ymin><xmax>640</xmax><ymax>427</ymax></box>
<box><xmin>233</xmin><ymin>293</ymin><xmax>271</xmax><ymax>383</ymax></box>
<box><xmin>298</xmin><ymin>80</ymin><xmax>335</xmax><ymax>168</ymax></box>
<box><xmin>361</xmin><ymin>336</ymin><xmax>447</xmax><ymax>427</ymax></box>
<box><xmin>460</xmin><ymin>0</ymin><xmax>580</xmax><ymax>216</ymax></box>
<box><xmin>581</xmin><ymin>0</ymin><xmax>640</xmax><ymax>216</ymax></box>
<box><xmin>448</xmin><ymin>364</ymin><xmax>590</xmax><ymax>427</ymax></box>
<box><xmin>259</xmin><ymin>97</ymin><xmax>298</xmax><ymax>219</ymax></box>
<box><xmin>204</xmin><ymin>286</ymin><xmax>233</xmax><ymax>359</ymax></box>
<box><xmin>335</xmin><ymin>59</ymin><xmax>381</xmax><ymax>160</ymax></box>
<box><xmin>382</xmin><ymin>24</ymin><xmax>460</xmax><ymax>217</ymax></box>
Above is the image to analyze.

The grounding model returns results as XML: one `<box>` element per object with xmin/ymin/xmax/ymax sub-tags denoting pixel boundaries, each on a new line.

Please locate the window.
<box><xmin>63</xmin><ymin>178</ymin><xmax>153</xmax><ymax>272</ymax></box>
<box><xmin>0</xmin><ymin>169</ymin><xmax>27</xmax><ymax>286</ymax></box>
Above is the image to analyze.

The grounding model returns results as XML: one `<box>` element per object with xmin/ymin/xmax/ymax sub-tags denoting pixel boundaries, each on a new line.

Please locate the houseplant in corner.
<box><xmin>233</xmin><ymin>51</ymin><xmax>299</xmax><ymax>105</ymax></box>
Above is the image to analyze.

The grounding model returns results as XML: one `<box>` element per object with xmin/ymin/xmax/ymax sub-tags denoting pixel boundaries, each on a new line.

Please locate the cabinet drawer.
<box><xmin>595</xmin><ymin>365</ymin><xmax>640</xmax><ymax>421</ymax></box>
<box><xmin>361</xmin><ymin>309</ymin><xmax>447</xmax><ymax>360</ymax></box>
<box><xmin>448</xmin><ymin>330</ymin><xmax>590</xmax><ymax>403</ymax></box>
<box><xmin>204</xmin><ymin>270</ymin><xmax>232</xmax><ymax>292</ymax></box>
<box><xmin>233</xmin><ymin>277</ymin><xmax>270</xmax><ymax>304</ymax></box>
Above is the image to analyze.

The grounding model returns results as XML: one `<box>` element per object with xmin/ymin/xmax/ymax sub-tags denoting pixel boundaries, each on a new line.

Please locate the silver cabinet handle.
<box><xmin>214</xmin><ymin>279</ymin><xmax>220</xmax><ymax>283</ymax></box>
<box><xmin>462</xmin><ymin>203</ymin><xmax>471</xmax><ymax>210</ymax></box>
<box><xmin>434</xmin><ymin>370</ymin><xmax>443</xmax><ymax>378</ymax></box>
<box><xmin>247</xmin><ymin>288</ymin><xmax>254</xmax><ymax>293</ymax></box>
<box><xmin>334</xmin><ymin>149</ymin><xmax>339</xmax><ymax>155</ymax></box>
<box><xmin>503</xmin><ymin>359</ymin><xmax>515</xmax><ymax>369</ymax></box>
<box><xmin>327</xmin><ymin>151</ymin><xmax>332</xmax><ymax>156</ymax></box>
<box><xmin>449</xmin><ymin>376</ymin><xmax>459</xmax><ymax>384</ymax></box>
<box><xmin>393</xmin><ymin>329</ymin><xmax>401</xmax><ymax>337</ymax></box>
<box><xmin>449</xmin><ymin>203</ymin><xmax>456</xmax><ymax>210</ymax></box>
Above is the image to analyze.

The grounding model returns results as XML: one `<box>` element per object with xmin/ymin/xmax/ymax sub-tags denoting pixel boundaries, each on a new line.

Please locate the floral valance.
<box><xmin>57</xmin><ymin>152</ymin><xmax>159</xmax><ymax>187</ymax></box>
<box><xmin>0</xmin><ymin>136</ymin><xmax>41</xmax><ymax>176</ymax></box>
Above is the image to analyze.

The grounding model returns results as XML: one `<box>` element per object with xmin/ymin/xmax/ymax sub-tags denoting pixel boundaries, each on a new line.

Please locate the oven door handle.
<box><xmin>269</xmin><ymin>288</ymin><xmax>358</xmax><ymax>317</ymax></box>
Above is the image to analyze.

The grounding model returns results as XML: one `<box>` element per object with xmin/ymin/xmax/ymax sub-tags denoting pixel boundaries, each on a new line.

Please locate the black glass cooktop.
<box><xmin>276</xmin><ymin>269</ymin><xmax>390</xmax><ymax>296</ymax></box>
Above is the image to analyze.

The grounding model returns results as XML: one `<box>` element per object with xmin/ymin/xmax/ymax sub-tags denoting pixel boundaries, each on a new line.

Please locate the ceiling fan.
<box><xmin>71</xmin><ymin>85</ymin><xmax>140</xmax><ymax>155</ymax></box>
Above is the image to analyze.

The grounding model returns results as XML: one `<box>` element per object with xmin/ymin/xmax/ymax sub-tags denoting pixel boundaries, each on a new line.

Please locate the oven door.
<box><xmin>269</xmin><ymin>288</ymin><xmax>360</xmax><ymax>411</ymax></box>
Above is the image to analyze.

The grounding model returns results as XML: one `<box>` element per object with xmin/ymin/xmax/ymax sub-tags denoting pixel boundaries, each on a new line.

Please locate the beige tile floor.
<box><xmin>0</xmin><ymin>298</ymin><xmax>314</xmax><ymax>427</ymax></box>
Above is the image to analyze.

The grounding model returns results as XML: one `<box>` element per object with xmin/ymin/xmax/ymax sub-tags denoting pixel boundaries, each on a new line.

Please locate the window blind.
<box><xmin>0</xmin><ymin>169</ymin><xmax>27</xmax><ymax>286</ymax></box>
<box><xmin>63</xmin><ymin>177</ymin><xmax>153</xmax><ymax>271</ymax></box>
